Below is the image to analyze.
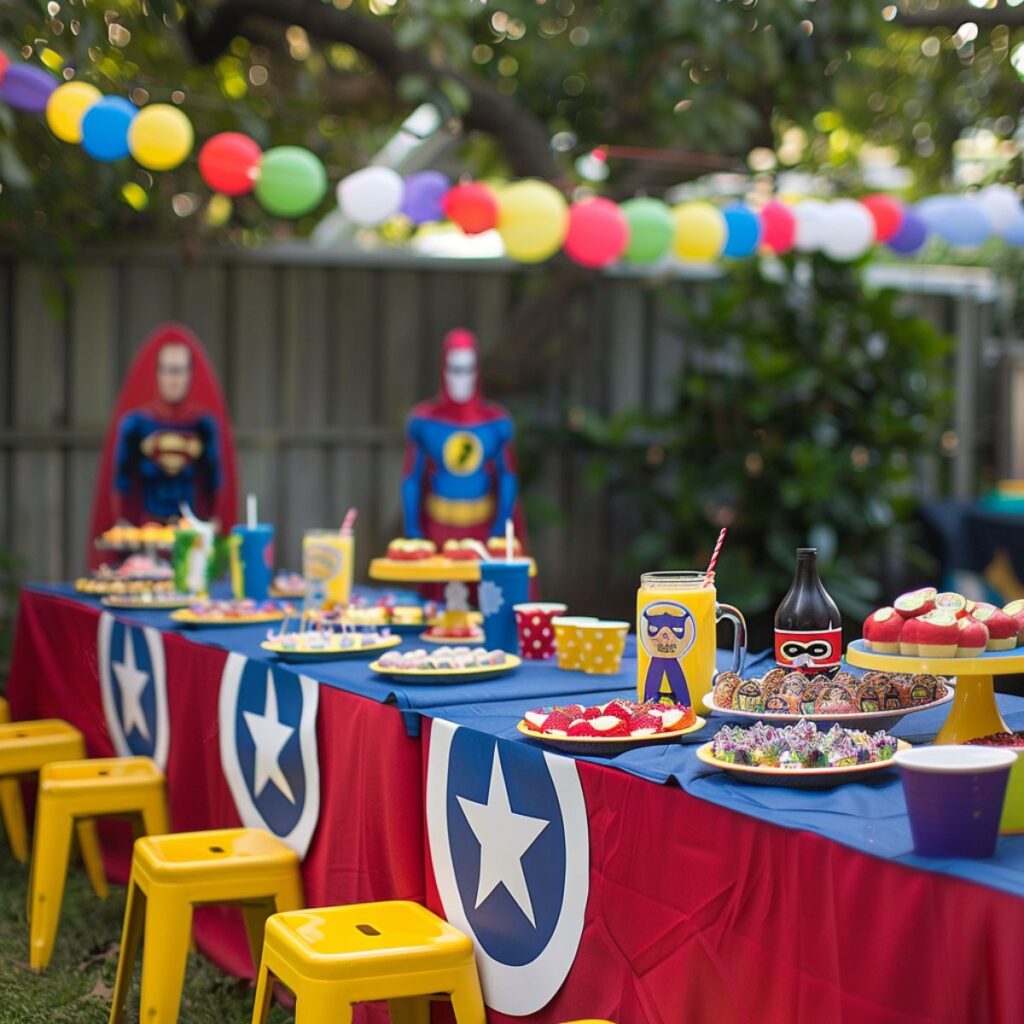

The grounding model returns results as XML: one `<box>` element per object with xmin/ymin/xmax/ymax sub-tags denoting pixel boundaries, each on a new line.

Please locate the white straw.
<box><xmin>464</xmin><ymin>540</ymin><xmax>493</xmax><ymax>561</ymax></box>
<box><xmin>246</xmin><ymin>494</ymin><xmax>257</xmax><ymax>530</ymax></box>
<box><xmin>505</xmin><ymin>518</ymin><xmax>514</xmax><ymax>562</ymax></box>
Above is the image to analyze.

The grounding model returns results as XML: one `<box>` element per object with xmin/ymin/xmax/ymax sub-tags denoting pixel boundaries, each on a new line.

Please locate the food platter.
<box><xmin>368</xmin><ymin>654</ymin><xmax>521</xmax><ymax>684</ymax></box>
<box><xmin>170</xmin><ymin>609</ymin><xmax>285</xmax><ymax>628</ymax></box>
<box><xmin>369</xmin><ymin>557</ymin><xmax>537</xmax><ymax>584</ymax></box>
<box><xmin>516</xmin><ymin>715</ymin><xmax>706</xmax><ymax>756</ymax></box>
<box><xmin>695</xmin><ymin>739</ymin><xmax>910</xmax><ymax>788</ymax></box>
<box><xmin>261</xmin><ymin>635</ymin><xmax>401</xmax><ymax>662</ymax></box>
<box><xmin>101</xmin><ymin>594</ymin><xmax>193</xmax><ymax>610</ymax></box>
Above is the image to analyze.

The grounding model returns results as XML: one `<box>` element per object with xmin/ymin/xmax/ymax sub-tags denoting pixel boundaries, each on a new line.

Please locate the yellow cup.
<box><xmin>636</xmin><ymin>570</ymin><xmax>746</xmax><ymax>709</ymax></box>
<box><xmin>302</xmin><ymin>530</ymin><xmax>354</xmax><ymax>608</ymax></box>
<box><xmin>1000</xmin><ymin>749</ymin><xmax>1024</xmax><ymax>834</ymax></box>
<box><xmin>575</xmin><ymin>620</ymin><xmax>630</xmax><ymax>675</ymax></box>
<box><xmin>553</xmin><ymin>616</ymin><xmax>598</xmax><ymax>671</ymax></box>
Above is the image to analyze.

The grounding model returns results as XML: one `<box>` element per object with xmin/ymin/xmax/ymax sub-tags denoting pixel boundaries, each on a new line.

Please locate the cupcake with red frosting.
<box><xmin>863</xmin><ymin>607</ymin><xmax>903</xmax><ymax>654</ymax></box>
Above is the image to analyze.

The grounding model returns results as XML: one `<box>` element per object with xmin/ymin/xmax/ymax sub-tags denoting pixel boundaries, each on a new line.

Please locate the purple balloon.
<box><xmin>401</xmin><ymin>171</ymin><xmax>450</xmax><ymax>224</ymax></box>
<box><xmin>887</xmin><ymin>210</ymin><xmax>929</xmax><ymax>255</ymax></box>
<box><xmin>0</xmin><ymin>64</ymin><xmax>58</xmax><ymax>114</ymax></box>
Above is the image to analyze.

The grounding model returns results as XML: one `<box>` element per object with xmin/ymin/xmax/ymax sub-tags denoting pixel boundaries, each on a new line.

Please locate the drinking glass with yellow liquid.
<box><xmin>636</xmin><ymin>571</ymin><xmax>746</xmax><ymax>709</ymax></box>
<box><xmin>303</xmin><ymin>529</ymin><xmax>354</xmax><ymax>608</ymax></box>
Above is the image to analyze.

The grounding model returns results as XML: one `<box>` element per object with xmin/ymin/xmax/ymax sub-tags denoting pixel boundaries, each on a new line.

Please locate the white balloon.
<box><xmin>820</xmin><ymin>199</ymin><xmax>876</xmax><ymax>262</ymax></box>
<box><xmin>793</xmin><ymin>199</ymin><xmax>830</xmax><ymax>253</ymax></box>
<box><xmin>336</xmin><ymin>166</ymin><xmax>405</xmax><ymax>227</ymax></box>
<box><xmin>978</xmin><ymin>184</ymin><xmax>1024</xmax><ymax>239</ymax></box>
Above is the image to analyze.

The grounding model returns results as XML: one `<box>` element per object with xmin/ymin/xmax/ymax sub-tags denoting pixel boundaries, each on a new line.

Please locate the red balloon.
<box><xmin>442</xmin><ymin>182</ymin><xmax>498</xmax><ymax>235</ymax></box>
<box><xmin>760</xmin><ymin>200</ymin><xmax>796</xmax><ymax>254</ymax></box>
<box><xmin>563</xmin><ymin>197</ymin><xmax>628</xmax><ymax>269</ymax></box>
<box><xmin>0</xmin><ymin>52</ymin><xmax>9</xmax><ymax>86</ymax></box>
<box><xmin>861</xmin><ymin>194</ymin><xmax>905</xmax><ymax>242</ymax></box>
<box><xmin>198</xmin><ymin>132</ymin><xmax>262</xmax><ymax>196</ymax></box>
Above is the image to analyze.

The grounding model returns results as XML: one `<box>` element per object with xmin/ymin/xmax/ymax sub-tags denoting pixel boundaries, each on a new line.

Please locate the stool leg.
<box><xmin>448</xmin><ymin>964</ymin><xmax>486</xmax><ymax>1024</ymax></box>
<box><xmin>296</xmin><ymin>990</ymin><xmax>352</xmax><ymax>1024</ymax></box>
<box><xmin>138</xmin><ymin>888</ymin><xmax>193</xmax><ymax>1024</ymax></box>
<box><xmin>272</xmin><ymin>869</ymin><xmax>305</xmax><ymax>914</ymax></box>
<box><xmin>0</xmin><ymin>777</ymin><xmax>28</xmax><ymax>862</ymax></box>
<box><xmin>28</xmin><ymin>796</ymin><xmax>75</xmax><ymax>971</ymax></box>
<box><xmin>109</xmin><ymin>878</ymin><xmax>146</xmax><ymax>1024</ymax></box>
<box><xmin>388</xmin><ymin>997</ymin><xmax>431</xmax><ymax>1024</ymax></box>
<box><xmin>240</xmin><ymin>900</ymin><xmax>275</xmax><ymax>974</ymax></box>
<box><xmin>250</xmin><ymin>962</ymin><xmax>274</xmax><ymax>1024</ymax></box>
<box><xmin>75</xmin><ymin>818</ymin><xmax>109</xmax><ymax>900</ymax></box>
<box><xmin>139</xmin><ymin>791</ymin><xmax>170</xmax><ymax>838</ymax></box>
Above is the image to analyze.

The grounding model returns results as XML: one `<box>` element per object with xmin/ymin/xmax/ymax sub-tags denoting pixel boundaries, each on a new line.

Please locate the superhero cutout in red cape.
<box><xmin>401</xmin><ymin>328</ymin><xmax>527</xmax><ymax>552</ymax></box>
<box><xmin>86</xmin><ymin>323</ymin><xmax>238</xmax><ymax>570</ymax></box>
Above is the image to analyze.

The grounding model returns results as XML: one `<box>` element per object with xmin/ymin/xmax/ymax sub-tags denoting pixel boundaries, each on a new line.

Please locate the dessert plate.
<box><xmin>368</xmin><ymin>655</ymin><xmax>521</xmax><ymax>684</ymax></box>
<box><xmin>170</xmin><ymin>609</ymin><xmax>285</xmax><ymax>628</ymax></box>
<box><xmin>261</xmin><ymin>635</ymin><xmax>401</xmax><ymax>662</ymax></box>
<box><xmin>516</xmin><ymin>715</ymin><xmax>706</xmax><ymax>756</ymax></box>
<box><xmin>101</xmin><ymin>595</ymin><xmax>193</xmax><ymax>610</ymax></box>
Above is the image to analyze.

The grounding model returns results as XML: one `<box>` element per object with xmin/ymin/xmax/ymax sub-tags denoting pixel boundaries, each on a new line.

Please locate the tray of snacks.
<box><xmin>76</xmin><ymin>577</ymin><xmax>177</xmax><ymax>597</ymax></box>
<box><xmin>369</xmin><ymin>647</ymin><xmax>520</xmax><ymax>684</ymax></box>
<box><xmin>261</xmin><ymin>630</ymin><xmax>401</xmax><ymax>662</ymax></box>
<box><xmin>697</xmin><ymin>721</ymin><xmax>908</xmax><ymax>788</ymax></box>
<box><xmin>170</xmin><ymin>600</ymin><xmax>286</xmax><ymax>628</ymax></box>
<box><xmin>370</xmin><ymin>537</ymin><xmax>536</xmax><ymax>583</ymax></box>
<box><xmin>310</xmin><ymin>604</ymin><xmax>434</xmax><ymax>636</ymax></box>
<box><xmin>517</xmin><ymin>698</ymin><xmax>705</xmax><ymax>755</ymax></box>
<box><xmin>269</xmin><ymin>572</ymin><xmax>307</xmax><ymax>599</ymax></box>
<box><xmin>705</xmin><ymin>668</ymin><xmax>953</xmax><ymax>732</ymax></box>
<box><xmin>96</xmin><ymin>522</ymin><xmax>177</xmax><ymax>550</ymax></box>
<box><xmin>101</xmin><ymin>593</ymin><xmax>194</xmax><ymax>610</ymax></box>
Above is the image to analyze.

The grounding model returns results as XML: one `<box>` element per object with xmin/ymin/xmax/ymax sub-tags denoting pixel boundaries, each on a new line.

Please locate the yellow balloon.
<box><xmin>672</xmin><ymin>201</ymin><xmax>727</xmax><ymax>262</ymax></box>
<box><xmin>128</xmin><ymin>104</ymin><xmax>194</xmax><ymax>171</ymax></box>
<box><xmin>45</xmin><ymin>82</ymin><xmax>102</xmax><ymax>144</ymax></box>
<box><xmin>497</xmin><ymin>179</ymin><xmax>569</xmax><ymax>263</ymax></box>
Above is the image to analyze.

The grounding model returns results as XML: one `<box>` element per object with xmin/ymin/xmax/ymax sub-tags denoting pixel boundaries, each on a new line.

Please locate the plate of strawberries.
<box><xmin>516</xmin><ymin>698</ymin><xmax>705</xmax><ymax>755</ymax></box>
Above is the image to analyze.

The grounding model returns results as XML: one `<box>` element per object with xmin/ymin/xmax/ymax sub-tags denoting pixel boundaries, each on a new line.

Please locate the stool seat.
<box><xmin>29</xmin><ymin>756</ymin><xmax>169</xmax><ymax>971</ymax></box>
<box><xmin>0</xmin><ymin>720</ymin><xmax>85</xmax><ymax>775</ymax></box>
<box><xmin>111</xmin><ymin>827</ymin><xmax>304</xmax><ymax>1024</ymax></box>
<box><xmin>266</xmin><ymin>902</ymin><xmax>474</xmax><ymax>977</ymax></box>
<box><xmin>251</xmin><ymin>901</ymin><xmax>485</xmax><ymax>1024</ymax></box>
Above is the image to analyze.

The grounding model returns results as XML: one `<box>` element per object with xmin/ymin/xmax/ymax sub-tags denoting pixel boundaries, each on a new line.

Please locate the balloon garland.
<box><xmin>3</xmin><ymin>57</ymin><xmax>1024</xmax><ymax>268</ymax></box>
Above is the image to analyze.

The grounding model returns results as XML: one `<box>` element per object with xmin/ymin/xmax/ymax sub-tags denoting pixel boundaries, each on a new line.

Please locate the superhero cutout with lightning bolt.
<box><xmin>401</xmin><ymin>328</ymin><xmax>526</xmax><ymax>555</ymax></box>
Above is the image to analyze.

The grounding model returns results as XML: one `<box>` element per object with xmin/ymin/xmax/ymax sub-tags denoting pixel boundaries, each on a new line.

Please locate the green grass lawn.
<box><xmin>0</xmin><ymin>852</ymin><xmax>291</xmax><ymax>1024</ymax></box>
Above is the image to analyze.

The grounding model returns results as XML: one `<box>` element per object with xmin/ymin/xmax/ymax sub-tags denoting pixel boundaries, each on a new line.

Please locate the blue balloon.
<box><xmin>722</xmin><ymin>202</ymin><xmax>760</xmax><ymax>258</ymax></box>
<box><xmin>1002</xmin><ymin>215</ymin><xmax>1024</xmax><ymax>246</ymax></box>
<box><xmin>400</xmin><ymin>170</ymin><xmax>450</xmax><ymax>224</ymax></box>
<box><xmin>0</xmin><ymin>64</ymin><xmax>57</xmax><ymax>114</ymax></box>
<box><xmin>81</xmin><ymin>96</ymin><xmax>136</xmax><ymax>162</ymax></box>
<box><xmin>886</xmin><ymin>210</ymin><xmax>928</xmax><ymax>255</ymax></box>
<box><xmin>917</xmin><ymin>196</ymin><xmax>990</xmax><ymax>247</ymax></box>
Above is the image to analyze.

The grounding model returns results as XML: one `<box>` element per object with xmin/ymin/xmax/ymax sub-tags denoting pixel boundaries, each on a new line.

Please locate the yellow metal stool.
<box><xmin>0</xmin><ymin>719</ymin><xmax>102</xmax><ymax>882</ymax></box>
<box><xmin>110</xmin><ymin>826</ymin><xmax>304</xmax><ymax>1024</ymax></box>
<box><xmin>28</xmin><ymin>756</ymin><xmax>169</xmax><ymax>970</ymax></box>
<box><xmin>250</xmin><ymin>901</ymin><xmax>485</xmax><ymax>1024</ymax></box>
<box><xmin>0</xmin><ymin>697</ymin><xmax>29</xmax><ymax>862</ymax></box>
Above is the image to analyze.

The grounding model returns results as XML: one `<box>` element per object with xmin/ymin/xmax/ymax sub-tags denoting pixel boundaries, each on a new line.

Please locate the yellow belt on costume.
<box><xmin>426</xmin><ymin>493</ymin><xmax>495</xmax><ymax>528</ymax></box>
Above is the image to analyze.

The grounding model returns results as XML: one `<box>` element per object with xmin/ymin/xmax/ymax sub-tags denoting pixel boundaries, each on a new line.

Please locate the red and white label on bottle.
<box><xmin>774</xmin><ymin>627</ymin><xmax>843</xmax><ymax>674</ymax></box>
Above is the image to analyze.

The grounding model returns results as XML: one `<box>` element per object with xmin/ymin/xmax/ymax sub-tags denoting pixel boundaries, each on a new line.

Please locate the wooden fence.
<box><xmin>0</xmin><ymin>247</ymin><xmax>1007</xmax><ymax>613</ymax></box>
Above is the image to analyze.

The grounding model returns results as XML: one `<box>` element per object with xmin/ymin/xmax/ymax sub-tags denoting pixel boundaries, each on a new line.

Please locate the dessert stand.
<box><xmin>846</xmin><ymin>639</ymin><xmax>1022</xmax><ymax>744</ymax></box>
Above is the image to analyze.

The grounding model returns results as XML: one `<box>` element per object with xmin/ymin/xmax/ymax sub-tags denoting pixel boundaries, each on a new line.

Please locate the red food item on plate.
<box><xmin>971</xmin><ymin>605</ymin><xmax>1019</xmax><ymax>651</ymax></box>
<box><xmin>967</xmin><ymin>732</ymin><xmax>1024</xmax><ymax>748</ymax></box>
<box><xmin>628</xmin><ymin>712</ymin><xmax>663</xmax><ymax>736</ymax></box>
<box><xmin>957</xmin><ymin>617</ymin><xmax>989</xmax><ymax>658</ymax></box>
<box><xmin>894</xmin><ymin>587</ymin><xmax>936</xmax><ymax>619</ymax></box>
<box><xmin>589</xmin><ymin>715</ymin><xmax>630</xmax><ymax>737</ymax></box>
<box><xmin>567</xmin><ymin>719</ymin><xmax>598</xmax><ymax>737</ymax></box>
<box><xmin>863</xmin><ymin>606</ymin><xmax>903</xmax><ymax>654</ymax></box>
<box><xmin>1003</xmin><ymin>599</ymin><xmax>1024</xmax><ymax>642</ymax></box>
<box><xmin>899</xmin><ymin>616</ymin><xmax>921</xmax><ymax>657</ymax></box>
<box><xmin>915</xmin><ymin>610</ymin><xmax>959</xmax><ymax>657</ymax></box>
<box><xmin>935</xmin><ymin>592</ymin><xmax>969</xmax><ymax>617</ymax></box>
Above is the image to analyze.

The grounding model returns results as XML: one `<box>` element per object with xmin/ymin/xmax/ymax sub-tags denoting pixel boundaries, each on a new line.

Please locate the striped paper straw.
<box><xmin>704</xmin><ymin>527</ymin><xmax>727</xmax><ymax>585</ymax></box>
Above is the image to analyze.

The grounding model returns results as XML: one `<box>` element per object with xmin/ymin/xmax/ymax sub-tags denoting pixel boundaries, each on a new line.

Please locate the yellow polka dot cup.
<box><xmin>513</xmin><ymin>603</ymin><xmax>568</xmax><ymax>660</ymax></box>
<box><xmin>575</xmin><ymin>620</ymin><xmax>631</xmax><ymax>675</ymax></box>
<box><xmin>552</xmin><ymin>615</ymin><xmax>598</xmax><ymax>669</ymax></box>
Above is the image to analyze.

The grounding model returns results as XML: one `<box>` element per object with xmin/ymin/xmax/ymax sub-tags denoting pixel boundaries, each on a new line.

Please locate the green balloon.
<box><xmin>622</xmin><ymin>197</ymin><xmax>674</xmax><ymax>264</ymax></box>
<box><xmin>254</xmin><ymin>146</ymin><xmax>327</xmax><ymax>218</ymax></box>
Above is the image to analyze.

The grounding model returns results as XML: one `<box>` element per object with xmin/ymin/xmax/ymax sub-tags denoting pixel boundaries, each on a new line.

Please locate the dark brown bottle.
<box><xmin>774</xmin><ymin>548</ymin><xmax>842</xmax><ymax>675</ymax></box>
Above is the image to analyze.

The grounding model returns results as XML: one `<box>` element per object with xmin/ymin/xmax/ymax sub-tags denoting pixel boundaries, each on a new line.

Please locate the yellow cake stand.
<box><xmin>846</xmin><ymin>639</ymin><xmax>1020</xmax><ymax>744</ymax></box>
<box><xmin>368</xmin><ymin>557</ymin><xmax>537</xmax><ymax>584</ymax></box>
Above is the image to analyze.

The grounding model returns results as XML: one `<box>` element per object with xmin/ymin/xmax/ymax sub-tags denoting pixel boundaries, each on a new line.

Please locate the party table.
<box><xmin>9</xmin><ymin>584</ymin><xmax>1024</xmax><ymax>1024</ymax></box>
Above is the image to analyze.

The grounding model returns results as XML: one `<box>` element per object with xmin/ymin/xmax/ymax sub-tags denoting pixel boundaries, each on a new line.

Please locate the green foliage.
<box><xmin>0</xmin><ymin>548</ymin><xmax>22</xmax><ymax>683</ymax></box>
<box><xmin>0</xmin><ymin>856</ymin><xmax>289</xmax><ymax>1023</ymax></box>
<box><xmin>566</xmin><ymin>258</ymin><xmax>951</xmax><ymax>625</ymax></box>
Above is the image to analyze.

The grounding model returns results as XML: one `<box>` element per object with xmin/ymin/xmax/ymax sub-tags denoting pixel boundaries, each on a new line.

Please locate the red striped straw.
<box><xmin>704</xmin><ymin>527</ymin><xmax>727</xmax><ymax>586</ymax></box>
<box><xmin>341</xmin><ymin>508</ymin><xmax>357</xmax><ymax>536</ymax></box>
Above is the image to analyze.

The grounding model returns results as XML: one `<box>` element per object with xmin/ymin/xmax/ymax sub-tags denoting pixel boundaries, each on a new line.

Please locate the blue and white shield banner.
<box><xmin>426</xmin><ymin>720</ymin><xmax>589</xmax><ymax>1016</ymax></box>
<box><xmin>97</xmin><ymin>613</ymin><xmax>170</xmax><ymax>769</ymax></box>
<box><xmin>219</xmin><ymin>654</ymin><xmax>321</xmax><ymax>858</ymax></box>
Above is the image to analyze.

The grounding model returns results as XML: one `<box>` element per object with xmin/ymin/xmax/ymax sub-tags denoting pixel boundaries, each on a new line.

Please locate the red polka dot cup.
<box><xmin>513</xmin><ymin>603</ymin><xmax>568</xmax><ymax>660</ymax></box>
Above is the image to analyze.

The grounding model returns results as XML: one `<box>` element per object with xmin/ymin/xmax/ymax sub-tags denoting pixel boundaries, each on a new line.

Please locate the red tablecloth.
<box><xmin>9</xmin><ymin>588</ymin><xmax>1024</xmax><ymax>1024</ymax></box>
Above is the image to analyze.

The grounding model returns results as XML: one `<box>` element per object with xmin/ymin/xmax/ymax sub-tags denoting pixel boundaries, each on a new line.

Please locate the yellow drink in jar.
<box><xmin>303</xmin><ymin>530</ymin><xmax>354</xmax><ymax>608</ymax></box>
<box><xmin>636</xmin><ymin>571</ymin><xmax>746</xmax><ymax>709</ymax></box>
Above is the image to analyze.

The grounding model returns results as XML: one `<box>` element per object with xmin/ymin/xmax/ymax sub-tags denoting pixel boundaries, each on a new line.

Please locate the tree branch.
<box><xmin>181</xmin><ymin>0</ymin><xmax>558</xmax><ymax>178</ymax></box>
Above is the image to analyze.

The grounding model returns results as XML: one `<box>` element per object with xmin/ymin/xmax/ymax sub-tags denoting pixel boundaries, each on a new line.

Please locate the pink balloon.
<box><xmin>0</xmin><ymin>52</ymin><xmax>8</xmax><ymax>86</ymax></box>
<box><xmin>861</xmin><ymin>194</ymin><xmax>905</xmax><ymax>242</ymax></box>
<box><xmin>563</xmin><ymin>197</ymin><xmax>629</xmax><ymax>268</ymax></box>
<box><xmin>760</xmin><ymin>201</ymin><xmax>797</xmax><ymax>254</ymax></box>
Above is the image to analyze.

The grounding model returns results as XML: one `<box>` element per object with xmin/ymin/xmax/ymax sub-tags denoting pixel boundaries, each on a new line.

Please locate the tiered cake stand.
<box><xmin>368</xmin><ymin>557</ymin><xmax>537</xmax><ymax>584</ymax></box>
<box><xmin>846</xmin><ymin>639</ymin><xmax>1022</xmax><ymax>744</ymax></box>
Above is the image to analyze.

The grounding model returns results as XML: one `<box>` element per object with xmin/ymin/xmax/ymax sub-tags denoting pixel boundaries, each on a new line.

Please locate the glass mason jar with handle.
<box><xmin>636</xmin><ymin>571</ymin><xmax>746</xmax><ymax>709</ymax></box>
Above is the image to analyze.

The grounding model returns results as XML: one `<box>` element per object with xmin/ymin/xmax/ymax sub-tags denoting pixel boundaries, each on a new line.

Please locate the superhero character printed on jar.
<box><xmin>638</xmin><ymin>602</ymin><xmax>698</xmax><ymax>705</ymax></box>
<box><xmin>401</xmin><ymin>328</ymin><xmax>528</xmax><ymax>556</ymax></box>
<box><xmin>86</xmin><ymin>323</ymin><xmax>237</xmax><ymax>569</ymax></box>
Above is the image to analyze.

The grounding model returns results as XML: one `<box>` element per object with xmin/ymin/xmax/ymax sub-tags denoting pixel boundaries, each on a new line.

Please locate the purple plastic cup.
<box><xmin>894</xmin><ymin>746</ymin><xmax>1017</xmax><ymax>859</ymax></box>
